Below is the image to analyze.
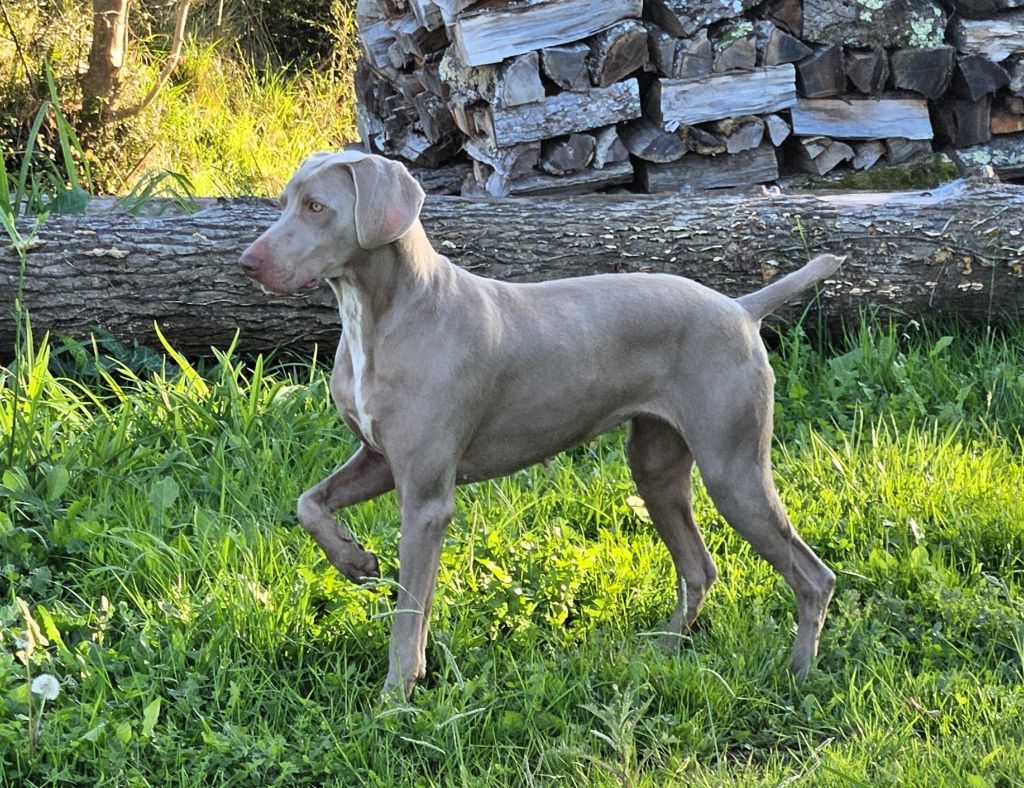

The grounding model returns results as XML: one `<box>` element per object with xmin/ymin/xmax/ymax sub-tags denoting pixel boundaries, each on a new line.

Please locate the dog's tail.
<box><xmin>737</xmin><ymin>253</ymin><xmax>845</xmax><ymax>322</ymax></box>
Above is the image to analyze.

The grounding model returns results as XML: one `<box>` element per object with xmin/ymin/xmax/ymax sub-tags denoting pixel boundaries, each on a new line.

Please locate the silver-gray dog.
<box><xmin>239</xmin><ymin>151</ymin><xmax>841</xmax><ymax>698</ymax></box>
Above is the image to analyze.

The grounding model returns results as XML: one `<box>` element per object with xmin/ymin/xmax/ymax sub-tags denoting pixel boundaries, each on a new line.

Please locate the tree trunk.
<box><xmin>81</xmin><ymin>0</ymin><xmax>130</xmax><ymax>120</ymax></box>
<box><xmin>3</xmin><ymin>179</ymin><xmax>1023</xmax><ymax>360</ymax></box>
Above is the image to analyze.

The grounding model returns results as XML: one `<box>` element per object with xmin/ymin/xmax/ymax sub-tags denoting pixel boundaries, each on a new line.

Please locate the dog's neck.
<box><xmin>327</xmin><ymin>220</ymin><xmax>453</xmax><ymax>329</ymax></box>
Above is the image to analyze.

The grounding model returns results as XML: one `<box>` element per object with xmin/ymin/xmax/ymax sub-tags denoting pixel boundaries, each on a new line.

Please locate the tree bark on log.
<box><xmin>3</xmin><ymin>180</ymin><xmax>1024</xmax><ymax>360</ymax></box>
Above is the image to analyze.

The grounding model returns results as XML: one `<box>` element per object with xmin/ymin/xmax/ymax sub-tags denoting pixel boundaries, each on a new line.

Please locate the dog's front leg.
<box><xmin>296</xmin><ymin>445</ymin><xmax>393</xmax><ymax>583</ymax></box>
<box><xmin>384</xmin><ymin>474</ymin><xmax>456</xmax><ymax>699</ymax></box>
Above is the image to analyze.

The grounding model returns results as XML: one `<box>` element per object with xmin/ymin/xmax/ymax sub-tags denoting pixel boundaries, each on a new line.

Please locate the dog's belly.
<box><xmin>455</xmin><ymin>399</ymin><xmax>657</xmax><ymax>483</ymax></box>
<box><xmin>448</xmin><ymin>274</ymin><xmax>762</xmax><ymax>483</ymax></box>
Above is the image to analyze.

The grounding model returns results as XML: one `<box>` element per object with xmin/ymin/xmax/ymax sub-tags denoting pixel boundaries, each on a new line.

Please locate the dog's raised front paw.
<box><xmin>338</xmin><ymin>547</ymin><xmax>380</xmax><ymax>585</ymax></box>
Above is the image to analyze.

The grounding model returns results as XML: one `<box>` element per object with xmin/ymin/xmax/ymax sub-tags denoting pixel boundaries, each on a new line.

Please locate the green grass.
<box><xmin>146</xmin><ymin>41</ymin><xmax>358</xmax><ymax>196</ymax></box>
<box><xmin>1</xmin><ymin>321</ymin><xmax>1023</xmax><ymax>785</ymax></box>
<box><xmin>1</xmin><ymin>3</ymin><xmax>359</xmax><ymax>197</ymax></box>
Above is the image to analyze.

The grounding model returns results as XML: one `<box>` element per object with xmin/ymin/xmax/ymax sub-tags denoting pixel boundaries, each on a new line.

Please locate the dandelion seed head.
<box><xmin>31</xmin><ymin>674</ymin><xmax>61</xmax><ymax>700</ymax></box>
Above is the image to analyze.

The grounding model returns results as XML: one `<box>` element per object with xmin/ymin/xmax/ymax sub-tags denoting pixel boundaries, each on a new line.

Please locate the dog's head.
<box><xmin>238</xmin><ymin>151</ymin><xmax>425</xmax><ymax>294</ymax></box>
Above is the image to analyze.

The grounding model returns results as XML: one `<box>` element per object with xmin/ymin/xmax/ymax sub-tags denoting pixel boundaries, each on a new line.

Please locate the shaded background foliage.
<box><xmin>136</xmin><ymin>0</ymin><xmax>356</xmax><ymax>68</ymax></box>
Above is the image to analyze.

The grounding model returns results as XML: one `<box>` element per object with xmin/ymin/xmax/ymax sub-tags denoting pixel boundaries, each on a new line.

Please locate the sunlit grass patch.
<box><xmin>149</xmin><ymin>43</ymin><xmax>358</xmax><ymax>196</ymax></box>
<box><xmin>1</xmin><ymin>1</ymin><xmax>360</xmax><ymax>197</ymax></box>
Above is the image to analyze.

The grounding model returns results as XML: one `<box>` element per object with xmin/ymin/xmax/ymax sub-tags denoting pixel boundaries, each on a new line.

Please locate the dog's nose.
<box><xmin>238</xmin><ymin>247</ymin><xmax>263</xmax><ymax>277</ymax></box>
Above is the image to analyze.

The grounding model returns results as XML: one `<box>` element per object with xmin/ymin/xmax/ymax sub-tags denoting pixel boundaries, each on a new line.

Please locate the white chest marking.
<box><xmin>338</xmin><ymin>286</ymin><xmax>379</xmax><ymax>450</ymax></box>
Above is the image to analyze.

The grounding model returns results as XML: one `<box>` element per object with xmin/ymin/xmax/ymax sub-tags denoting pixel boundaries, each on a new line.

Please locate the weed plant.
<box><xmin>1</xmin><ymin>318</ymin><xmax>1022</xmax><ymax>785</ymax></box>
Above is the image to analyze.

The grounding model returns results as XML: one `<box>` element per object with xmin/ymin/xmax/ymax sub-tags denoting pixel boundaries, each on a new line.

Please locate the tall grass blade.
<box><xmin>14</xmin><ymin>99</ymin><xmax>51</xmax><ymax>217</ymax></box>
<box><xmin>117</xmin><ymin>169</ymin><xmax>198</xmax><ymax>215</ymax></box>
<box><xmin>43</xmin><ymin>62</ymin><xmax>92</xmax><ymax>204</ymax></box>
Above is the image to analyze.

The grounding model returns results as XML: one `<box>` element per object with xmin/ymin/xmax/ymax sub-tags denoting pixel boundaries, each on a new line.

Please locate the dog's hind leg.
<box><xmin>627</xmin><ymin>415</ymin><xmax>719</xmax><ymax>648</ymax></box>
<box><xmin>689</xmin><ymin>402</ymin><xmax>835</xmax><ymax>679</ymax></box>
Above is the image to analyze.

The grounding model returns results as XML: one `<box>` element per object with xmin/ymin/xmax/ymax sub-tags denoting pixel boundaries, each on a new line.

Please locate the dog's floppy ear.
<box><xmin>344</xmin><ymin>155</ymin><xmax>426</xmax><ymax>250</ymax></box>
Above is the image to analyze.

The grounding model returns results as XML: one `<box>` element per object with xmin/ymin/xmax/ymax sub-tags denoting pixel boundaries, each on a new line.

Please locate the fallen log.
<box><xmin>3</xmin><ymin>179</ymin><xmax>1024</xmax><ymax>360</ymax></box>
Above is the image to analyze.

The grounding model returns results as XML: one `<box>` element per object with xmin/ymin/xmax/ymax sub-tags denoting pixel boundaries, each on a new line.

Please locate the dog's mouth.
<box><xmin>256</xmin><ymin>275</ymin><xmax>320</xmax><ymax>295</ymax></box>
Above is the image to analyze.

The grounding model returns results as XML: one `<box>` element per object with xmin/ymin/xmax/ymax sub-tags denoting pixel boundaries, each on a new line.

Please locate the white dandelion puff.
<box><xmin>31</xmin><ymin>674</ymin><xmax>61</xmax><ymax>701</ymax></box>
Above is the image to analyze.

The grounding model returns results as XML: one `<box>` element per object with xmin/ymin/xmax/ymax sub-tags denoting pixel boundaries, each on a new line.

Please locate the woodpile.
<box><xmin>353</xmin><ymin>0</ymin><xmax>1024</xmax><ymax>196</ymax></box>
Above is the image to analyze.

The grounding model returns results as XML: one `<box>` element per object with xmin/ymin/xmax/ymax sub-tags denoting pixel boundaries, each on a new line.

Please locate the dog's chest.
<box><xmin>331</xmin><ymin>286</ymin><xmax>380</xmax><ymax>450</ymax></box>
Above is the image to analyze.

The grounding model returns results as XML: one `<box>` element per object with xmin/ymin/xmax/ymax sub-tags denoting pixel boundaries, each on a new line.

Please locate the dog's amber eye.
<box><xmin>308</xmin><ymin>200</ymin><xmax>323</xmax><ymax>213</ymax></box>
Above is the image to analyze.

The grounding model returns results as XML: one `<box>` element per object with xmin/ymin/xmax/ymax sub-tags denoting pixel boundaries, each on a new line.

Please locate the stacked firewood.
<box><xmin>354</xmin><ymin>0</ymin><xmax>1024</xmax><ymax>195</ymax></box>
<box><xmin>946</xmin><ymin>3</ymin><xmax>1024</xmax><ymax>180</ymax></box>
